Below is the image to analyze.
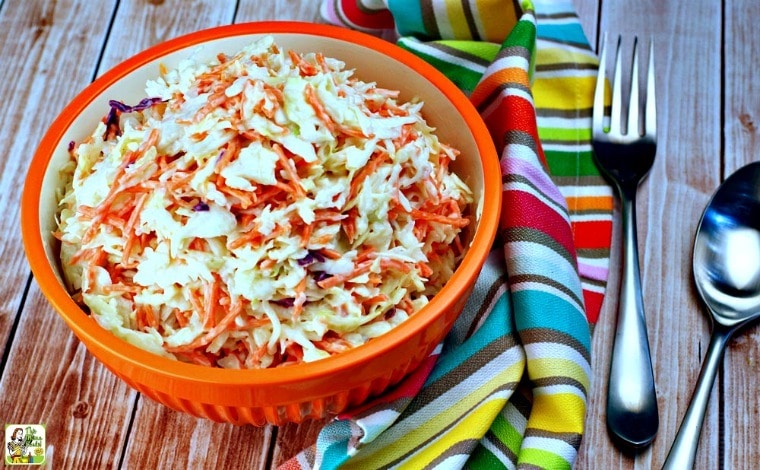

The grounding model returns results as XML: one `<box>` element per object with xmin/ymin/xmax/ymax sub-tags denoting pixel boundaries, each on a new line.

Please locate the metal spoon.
<box><xmin>662</xmin><ymin>161</ymin><xmax>760</xmax><ymax>469</ymax></box>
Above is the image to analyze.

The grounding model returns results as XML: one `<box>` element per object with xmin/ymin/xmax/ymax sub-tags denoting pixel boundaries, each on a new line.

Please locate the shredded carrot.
<box><xmin>317</xmin><ymin>263</ymin><xmax>372</xmax><ymax>289</ymax></box>
<box><xmin>228</xmin><ymin>223</ymin><xmax>288</xmax><ymax>250</ymax></box>
<box><xmin>174</xmin><ymin>309</ymin><xmax>189</xmax><ymax>328</ymax></box>
<box><xmin>250</xmin><ymin>343</ymin><xmax>270</xmax><ymax>366</ymax></box>
<box><xmin>272</xmin><ymin>143</ymin><xmax>306</xmax><ymax>197</ymax></box>
<box><xmin>144</xmin><ymin>305</ymin><xmax>158</xmax><ymax>329</ymax></box>
<box><xmin>289</xmin><ymin>49</ymin><xmax>318</xmax><ymax>76</ymax></box>
<box><xmin>229</xmin><ymin>317</ymin><xmax>271</xmax><ymax>331</ymax></box>
<box><xmin>284</xmin><ymin>341</ymin><xmax>305</xmax><ymax>362</ymax></box>
<box><xmin>68</xmin><ymin>246</ymin><xmax>105</xmax><ymax>266</ymax></box>
<box><xmin>410</xmin><ymin>209</ymin><xmax>470</xmax><ymax>228</ymax></box>
<box><xmin>259</xmin><ymin>258</ymin><xmax>276</xmax><ymax>270</ymax></box>
<box><xmin>121</xmin><ymin>192</ymin><xmax>149</xmax><ymax>266</ymax></box>
<box><xmin>81</xmin><ymin>129</ymin><xmax>160</xmax><ymax>245</ymax></box>
<box><xmin>356</xmin><ymin>246</ymin><xmax>376</xmax><ymax>263</ymax></box>
<box><xmin>101</xmin><ymin>284</ymin><xmax>141</xmax><ymax>294</ymax></box>
<box><xmin>379</xmin><ymin>258</ymin><xmax>412</xmax><ymax>273</ymax></box>
<box><xmin>304</xmin><ymin>83</ymin><xmax>335</xmax><ymax>133</ymax></box>
<box><xmin>174</xmin><ymin>350</ymin><xmax>213</xmax><ymax>367</ymax></box>
<box><xmin>362</xmin><ymin>294</ymin><xmax>388</xmax><ymax>308</ymax></box>
<box><xmin>313</xmin><ymin>209</ymin><xmax>344</xmax><ymax>222</ymax></box>
<box><xmin>166</xmin><ymin>301</ymin><xmax>243</xmax><ymax>352</ymax></box>
<box><xmin>313</xmin><ymin>233</ymin><xmax>335</xmax><ymax>245</ymax></box>
<box><xmin>240</xmin><ymin>129</ymin><xmax>261</xmax><ymax>141</ymax></box>
<box><xmin>189</xmin><ymin>238</ymin><xmax>206</xmax><ymax>252</ymax></box>
<box><xmin>194</xmin><ymin>81</ymin><xmax>234</xmax><ymax>122</ymax></box>
<box><xmin>216</xmin><ymin>176</ymin><xmax>255</xmax><ymax>209</ymax></box>
<box><xmin>215</xmin><ymin>137</ymin><xmax>241</xmax><ymax>173</ymax></box>
<box><xmin>314</xmin><ymin>336</ymin><xmax>352</xmax><ymax>354</ymax></box>
<box><xmin>203</xmin><ymin>276</ymin><xmax>220</xmax><ymax>329</ymax></box>
<box><xmin>399</xmin><ymin>296</ymin><xmax>415</xmax><ymax>314</ymax></box>
<box><xmin>291</xmin><ymin>277</ymin><xmax>307</xmax><ymax>319</ymax></box>
<box><xmin>319</xmin><ymin>248</ymin><xmax>342</xmax><ymax>260</ymax></box>
<box><xmin>264</xmin><ymin>83</ymin><xmax>284</xmax><ymax>102</ymax></box>
<box><xmin>348</xmin><ymin>151</ymin><xmax>390</xmax><ymax>200</ymax></box>
<box><xmin>341</xmin><ymin>208</ymin><xmax>358</xmax><ymax>244</ymax></box>
<box><xmin>299</xmin><ymin>223</ymin><xmax>313</xmax><ymax>248</ymax></box>
<box><xmin>416</xmin><ymin>261</ymin><xmax>434</xmax><ymax>278</ymax></box>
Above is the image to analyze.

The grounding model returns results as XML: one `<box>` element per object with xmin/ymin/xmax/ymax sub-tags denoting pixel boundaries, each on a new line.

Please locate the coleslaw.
<box><xmin>56</xmin><ymin>36</ymin><xmax>473</xmax><ymax>368</ymax></box>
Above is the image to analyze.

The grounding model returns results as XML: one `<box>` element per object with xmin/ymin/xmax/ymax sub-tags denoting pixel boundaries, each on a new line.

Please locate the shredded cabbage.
<box><xmin>56</xmin><ymin>36</ymin><xmax>473</xmax><ymax>369</ymax></box>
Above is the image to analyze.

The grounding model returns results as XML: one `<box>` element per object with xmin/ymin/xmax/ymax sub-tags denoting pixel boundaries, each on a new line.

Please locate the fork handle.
<box><xmin>606</xmin><ymin>189</ymin><xmax>659</xmax><ymax>448</ymax></box>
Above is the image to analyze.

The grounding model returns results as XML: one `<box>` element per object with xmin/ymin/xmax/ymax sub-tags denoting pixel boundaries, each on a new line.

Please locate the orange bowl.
<box><xmin>20</xmin><ymin>22</ymin><xmax>500</xmax><ymax>425</ymax></box>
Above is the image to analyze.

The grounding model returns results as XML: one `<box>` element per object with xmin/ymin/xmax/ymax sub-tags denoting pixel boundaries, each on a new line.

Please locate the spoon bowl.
<box><xmin>693</xmin><ymin>164</ymin><xmax>760</xmax><ymax>325</ymax></box>
<box><xmin>663</xmin><ymin>161</ymin><xmax>760</xmax><ymax>469</ymax></box>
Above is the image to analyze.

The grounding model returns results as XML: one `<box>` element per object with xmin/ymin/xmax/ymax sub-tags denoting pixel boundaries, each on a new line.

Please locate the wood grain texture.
<box><xmin>97</xmin><ymin>0</ymin><xmax>238</xmax><ymax>73</ymax></box>
<box><xmin>235</xmin><ymin>0</ymin><xmax>323</xmax><ymax>24</ymax></box>
<box><xmin>121</xmin><ymin>399</ymin><xmax>273</xmax><ymax>469</ymax></box>
<box><xmin>0</xmin><ymin>282</ymin><xmax>137</xmax><ymax>469</ymax></box>
<box><xmin>0</xmin><ymin>2</ymin><xmax>133</xmax><ymax>468</ymax></box>
<box><xmin>0</xmin><ymin>0</ymin><xmax>116</xmax><ymax>359</ymax></box>
<box><xmin>722</xmin><ymin>0</ymin><xmax>760</xmax><ymax>467</ymax></box>
<box><xmin>575</xmin><ymin>0</ymin><xmax>725</xmax><ymax>468</ymax></box>
<box><xmin>270</xmin><ymin>417</ymin><xmax>331</xmax><ymax>467</ymax></box>
<box><xmin>572</xmin><ymin>0</ymin><xmax>599</xmax><ymax>47</ymax></box>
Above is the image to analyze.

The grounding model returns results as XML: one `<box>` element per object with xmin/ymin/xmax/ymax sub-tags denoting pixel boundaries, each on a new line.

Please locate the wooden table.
<box><xmin>1</xmin><ymin>0</ymin><xmax>757</xmax><ymax>468</ymax></box>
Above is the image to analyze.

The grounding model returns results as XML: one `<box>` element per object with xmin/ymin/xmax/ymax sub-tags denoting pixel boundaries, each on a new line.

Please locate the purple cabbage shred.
<box><xmin>297</xmin><ymin>253</ymin><xmax>314</xmax><ymax>266</ymax></box>
<box><xmin>215</xmin><ymin>150</ymin><xmax>226</xmax><ymax>167</ymax></box>
<box><xmin>108</xmin><ymin>97</ymin><xmax>165</xmax><ymax>114</ymax></box>
<box><xmin>103</xmin><ymin>97</ymin><xmax>165</xmax><ymax>140</ymax></box>
<box><xmin>298</xmin><ymin>250</ymin><xmax>327</xmax><ymax>266</ymax></box>
<box><xmin>312</xmin><ymin>271</ymin><xmax>330</xmax><ymax>282</ymax></box>
<box><xmin>193</xmin><ymin>202</ymin><xmax>210</xmax><ymax>212</ymax></box>
<box><xmin>271</xmin><ymin>298</ymin><xmax>295</xmax><ymax>308</ymax></box>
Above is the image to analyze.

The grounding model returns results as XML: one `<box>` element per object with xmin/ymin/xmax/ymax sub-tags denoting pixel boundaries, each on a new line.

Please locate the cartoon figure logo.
<box><xmin>4</xmin><ymin>425</ymin><xmax>45</xmax><ymax>466</ymax></box>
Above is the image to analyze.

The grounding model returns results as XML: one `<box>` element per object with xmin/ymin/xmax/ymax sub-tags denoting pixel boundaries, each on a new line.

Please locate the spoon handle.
<box><xmin>606</xmin><ymin>189</ymin><xmax>658</xmax><ymax>448</ymax></box>
<box><xmin>662</xmin><ymin>326</ymin><xmax>732</xmax><ymax>470</ymax></box>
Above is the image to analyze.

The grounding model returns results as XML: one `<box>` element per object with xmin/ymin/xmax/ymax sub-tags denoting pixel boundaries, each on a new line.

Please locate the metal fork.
<box><xmin>592</xmin><ymin>35</ymin><xmax>658</xmax><ymax>449</ymax></box>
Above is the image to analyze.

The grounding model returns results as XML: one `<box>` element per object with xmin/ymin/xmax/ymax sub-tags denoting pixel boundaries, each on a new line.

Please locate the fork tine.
<box><xmin>627</xmin><ymin>37</ymin><xmax>640</xmax><ymax>136</ymax></box>
<box><xmin>645</xmin><ymin>38</ymin><xmax>657</xmax><ymax>139</ymax></box>
<box><xmin>609</xmin><ymin>36</ymin><xmax>624</xmax><ymax>135</ymax></box>
<box><xmin>593</xmin><ymin>32</ymin><xmax>608</xmax><ymax>135</ymax></box>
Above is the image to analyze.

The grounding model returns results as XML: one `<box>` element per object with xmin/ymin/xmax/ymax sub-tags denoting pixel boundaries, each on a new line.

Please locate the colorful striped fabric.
<box><xmin>282</xmin><ymin>1</ymin><xmax>611</xmax><ymax>468</ymax></box>
<box><xmin>531</xmin><ymin>4</ymin><xmax>613</xmax><ymax>324</ymax></box>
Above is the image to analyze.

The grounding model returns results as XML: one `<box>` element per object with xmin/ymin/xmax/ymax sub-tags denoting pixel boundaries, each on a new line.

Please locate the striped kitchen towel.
<box><xmin>283</xmin><ymin>0</ymin><xmax>612</xmax><ymax>468</ymax></box>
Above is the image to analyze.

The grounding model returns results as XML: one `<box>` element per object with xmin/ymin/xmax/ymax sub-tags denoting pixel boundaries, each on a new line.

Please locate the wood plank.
<box><xmin>91</xmin><ymin>1</ymin><xmax>276</xmax><ymax>466</ymax></box>
<box><xmin>575</xmin><ymin>0</ymin><xmax>723</xmax><ymax>468</ymax></box>
<box><xmin>0</xmin><ymin>2</ymin><xmax>136</xmax><ymax>468</ymax></box>
<box><xmin>0</xmin><ymin>0</ymin><xmax>114</xmax><ymax>357</ymax></box>
<box><xmin>270</xmin><ymin>417</ymin><xmax>330</xmax><ymax>466</ymax></box>
<box><xmin>120</xmin><ymin>400</ymin><xmax>273</xmax><ymax>469</ymax></box>
<box><xmin>95</xmin><ymin>0</ymin><xmax>237</xmax><ymax>73</ymax></box>
<box><xmin>234</xmin><ymin>0</ymin><xmax>323</xmax><ymax>24</ymax></box>
<box><xmin>572</xmin><ymin>0</ymin><xmax>599</xmax><ymax>47</ymax></box>
<box><xmin>721</xmin><ymin>0</ymin><xmax>760</xmax><ymax>467</ymax></box>
<box><xmin>0</xmin><ymin>281</ymin><xmax>137</xmax><ymax>468</ymax></box>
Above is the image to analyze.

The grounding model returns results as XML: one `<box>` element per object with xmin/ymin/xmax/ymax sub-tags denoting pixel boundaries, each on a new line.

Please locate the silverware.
<box><xmin>662</xmin><ymin>162</ymin><xmax>760</xmax><ymax>469</ymax></box>
<box><xmin>591</xmin><ymin>34</ymin><xmax>658</xmax><ymax>448</ymax></box>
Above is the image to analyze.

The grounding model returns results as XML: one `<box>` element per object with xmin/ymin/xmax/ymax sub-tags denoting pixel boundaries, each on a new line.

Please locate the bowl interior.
<box><xmin>25</xmin><ymin>23</ymin><xmax>497</xmax><ymax>392</ymax></box>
